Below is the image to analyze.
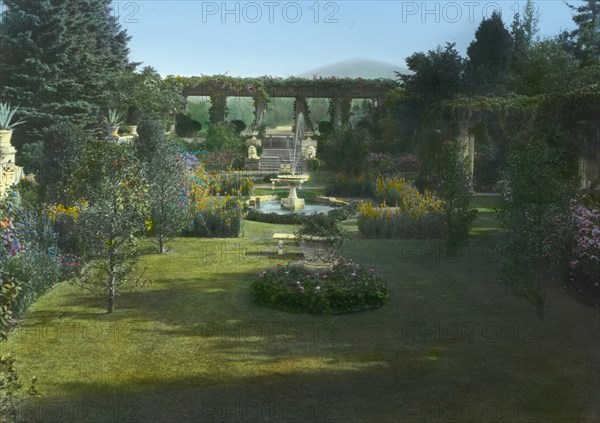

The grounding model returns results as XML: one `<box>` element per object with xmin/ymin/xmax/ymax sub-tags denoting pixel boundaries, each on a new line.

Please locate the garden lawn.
<box><xmin>4</xmin><ymin>199</ymin><xmax>599</xmax><ymax>423</ymax></box>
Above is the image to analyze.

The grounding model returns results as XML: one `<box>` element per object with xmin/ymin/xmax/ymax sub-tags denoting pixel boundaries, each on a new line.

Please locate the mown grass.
<box><xmin>4</xmin><ymin>195</ymin><xmax>599</xmax><ymax>423</ymax></box>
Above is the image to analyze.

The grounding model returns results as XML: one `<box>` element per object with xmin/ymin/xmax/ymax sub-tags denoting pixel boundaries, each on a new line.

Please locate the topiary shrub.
<box><xmin>175</xmin><ymin>113</ymin><xmax>202</xmax><ymax>137</ymax></box>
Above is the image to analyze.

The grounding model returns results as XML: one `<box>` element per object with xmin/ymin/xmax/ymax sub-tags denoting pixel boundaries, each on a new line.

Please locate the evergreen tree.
<box><xmin>0</xmin><ymin>0</ymin><xmax>133</xmax><ymax>147</ymax></box>
<box><xmin>467</xmin><ymin>11</ymin><xmax>513</xmax><ymax>89</ymax></box>
<box><xmin>567</xmin><ymin>0</ymin><xmax>600</xmax><ymax>65</ymax></box>
<box><xmin>510</xmin><ymin>2</ymin><xmax>539</xmax><ymax>81</ymax></box>
<box><xmin>400</xmin><ymin>42</ymin><xmax>465</xmax><ymax>105</ymax></box>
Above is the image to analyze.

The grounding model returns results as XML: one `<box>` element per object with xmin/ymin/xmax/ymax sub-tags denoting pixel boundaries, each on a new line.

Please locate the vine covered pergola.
<box><xmin>423</xmin><ymin>85</ymin><xmax>600</xmax><ymax>187</ymax></box>
<box><xmin>169</xmin><ymin>75</ymin><xmax>398</xmax><ymax>128</ymax></box>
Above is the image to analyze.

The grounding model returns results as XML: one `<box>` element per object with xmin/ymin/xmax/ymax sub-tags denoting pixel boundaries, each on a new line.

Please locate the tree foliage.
<box><xmin>0</xmin><ymin>0</ymin><xmax>134</xmax><ymax>146</ymax></box>
<box><xmin>467</xmin><ymin>11</ymin><xmax>513</xmax><ymax>88</ymax></box>
<box><xmin>567</xmin><ymin>0</ymin><xmax>600</xmax><ymax>65</ymax></box>
<box><xmin>38</xmin><ymin>122</ymin><xmax>89</xmax><ymax>203</ymax></box>
<box><xmin>496</xmin><ymin>138</ymin><xmax>576</xmax><ymax>320</ymax></box>
<box><xmin>75</xmin><ymin>143</ymin><xmax>149</xmax><ymax>313</ymax></box>
<box><xmin>136</xmin><ymin>119</ymin><xmax>189</xmax><ymax>254</ymax></box>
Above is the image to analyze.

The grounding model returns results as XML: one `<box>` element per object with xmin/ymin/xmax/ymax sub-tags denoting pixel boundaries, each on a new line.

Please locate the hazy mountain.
<box><xmin>297</xmin><ymin>58</ymin><xmax>410</xmax><ymax>79</ymax></box>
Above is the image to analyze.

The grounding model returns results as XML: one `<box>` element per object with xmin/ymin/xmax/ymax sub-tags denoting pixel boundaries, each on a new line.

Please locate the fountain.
<box><xmin>270</xmin><ymin>113</ymin><xmax>309</xmax><ymax>211</ymax></box>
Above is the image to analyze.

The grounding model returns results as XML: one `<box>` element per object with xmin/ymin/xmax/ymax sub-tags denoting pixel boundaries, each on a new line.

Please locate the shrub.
<box><xmin>325</xmin><ymin>177</ymin><xmax>374</xmax><ymax>198</ymax></box>
<box><xmin>327</xmin><ymin>201</ymin><xmax>359</xmax><ymax>221</ymax></box>
<box><xmin>297</xmin><ymin>213</ymin><xmax>348</xmax><ymax>250</ymax></box>
<box><xmin>229</xmin><ymin>119</ymin><xmax>247</xmax><ymax>135</ymax></box>
<box><xmin>569</xmin><ymin>203</ymin><xmax>600</xmax><ymax>305</ymax></box>
<box><xmin>357</xmin><ymin>202</ymin><xmax>445</xmax><ymax>239</ymax></box>
<box><xmin>175</xmin><ymin>113</ymin><xmax>201</xmax><ymax>137</ymax></box>
<box><xmin>1</xmin><ymin>197</ymin><xmax>65</xmax><ymax>316</ymax></box>
<box><xmin>428</xmin><ymin>141</ymin><xmax>478</xmax><ymax>251</ymax></box>
<box><xmin>363</xmin><ymin>152</ymin><xmax>420</xmax><ymax>179</ymax></box>
<box><xmin>250</xmin><ymin>258</ymin><xmax>387</xmax><ymax>314</ymax></box>
<box><xmin>186</xmin><ymin>200</ymin><xmax>242</xmax><ymax>238</ymax></box>
<box><xmin>191</xmin><ymin>164</ymin><xmax>252</xmax><ymax>198</ymax></box>
<box><xmin>204</xmin><ymin>123</ymin><xmax>242</xmax><ymax>151</ymax></box>
<box><xmin>202</xmin><ymin>148</ymin><xmax>242</xmax><ymax>170</ymax></box>
<box><xmin>47</xmin><ymin>200</ymin><xmax>87</xmax><ymax>256</ymax></box>
<box><xmin>374</xmin><ymin>176</ymin><xmax>444</xmax><ymax>215</ymax></box>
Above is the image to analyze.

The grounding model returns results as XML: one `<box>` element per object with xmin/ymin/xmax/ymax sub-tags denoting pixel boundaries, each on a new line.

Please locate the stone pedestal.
<box><xmin>280</xmin><ymin>185</ymin><xmax>305</xmax><ymax>210</ymax></box>
<box><xmin>0</xmin><ymin>130</ymin><xmax>23</xmax><ymax>199</ymax></box>
<box><xmin>244</xmin><ymin>158</ymin><xmax>260</xmax><ymax>171</ymax></box>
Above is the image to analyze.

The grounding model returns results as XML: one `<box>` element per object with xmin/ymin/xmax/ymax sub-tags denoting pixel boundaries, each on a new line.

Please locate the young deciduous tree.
<box><xmin>496</xmin><ymin>139</ymin><xmax>575</xmax><ymax>320</ymax></box>
<box><xmin>136</xmin><ymin>119</ymin><xmax>189</xmax><ymax>254</ymax></box>
<box><xmin>76</xmin><ymin>143</ymin><xmax>149</xmax><ymax>313</ymax></box>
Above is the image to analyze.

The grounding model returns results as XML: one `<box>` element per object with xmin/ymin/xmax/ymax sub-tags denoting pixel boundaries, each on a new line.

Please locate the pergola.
<box><xmin>174</xmin><ymin>75</ymin><xmax>398</xmax><ymax>128</ymax></box>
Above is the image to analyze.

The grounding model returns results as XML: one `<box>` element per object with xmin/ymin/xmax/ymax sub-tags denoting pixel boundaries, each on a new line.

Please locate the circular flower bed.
<box><xmin>250</xmin><ymin>257</ymin><xmax>387</xmax><ymax>314</ymax></box>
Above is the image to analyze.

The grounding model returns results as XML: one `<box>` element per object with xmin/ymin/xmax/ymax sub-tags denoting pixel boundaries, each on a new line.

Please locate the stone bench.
<box><xmin>272</xmin><ymin>233</ymin><xmax>297</xmax><ymax>255</ymax></box>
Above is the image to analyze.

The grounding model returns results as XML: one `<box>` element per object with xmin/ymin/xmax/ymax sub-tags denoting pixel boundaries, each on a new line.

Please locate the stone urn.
<box><xmin>129</xmin><ymin>125</ymin><xmax>138</xmax><ymax>136</ymax></box>
<box><xmin>299</xmin><ymin>235</ymin><xmax>338</xmax><ymax>271</ymax></box>
<box><xmin>107</xmin><ymin>125</ymin><xmax>120</xmax><ymax>138</ymax></box>
<box><xmin>0</xmin><ymin>129</ymin><xmax>17</xmax><ymax>162</ymax></box>
<box><xmin>0</xmin><ymin>129</ymin><xmax>12</xmax><ymax>145</ymax></box>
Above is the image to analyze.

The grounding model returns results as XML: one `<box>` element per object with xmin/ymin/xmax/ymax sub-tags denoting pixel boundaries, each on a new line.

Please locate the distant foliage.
<box><xmin>364</xmin><ymin>153</ymin><xmax>420</xmax><ymax>179</ymax></box>
<box><xmin>320</xmin><ymin>128</ymin><xmax>371</xmax><ymax>176</ymax></box>
<box><xmin>325</xmin><ymin>177</ymin><xmax>374</xmax><ymax>198</ymax></box>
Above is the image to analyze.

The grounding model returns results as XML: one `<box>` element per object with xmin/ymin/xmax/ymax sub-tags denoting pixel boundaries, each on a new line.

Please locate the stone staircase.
<box><xmin>260</xmin><ymin>135</ymin><xmax>306</xmax><ymax>174</ymax></box>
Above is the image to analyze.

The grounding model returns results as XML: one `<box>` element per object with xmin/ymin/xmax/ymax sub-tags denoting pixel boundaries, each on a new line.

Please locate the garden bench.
<box><xmin>272</xmin><ymin>233</ymin><xmax>297</xmax><ymax>255</ymax></box>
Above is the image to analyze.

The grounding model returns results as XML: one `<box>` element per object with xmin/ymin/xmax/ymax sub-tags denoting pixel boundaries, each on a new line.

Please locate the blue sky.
<box><xmin>116</xmin><ymin>1</ymin><xmax>581</xmax><ymax>77</ymax></box>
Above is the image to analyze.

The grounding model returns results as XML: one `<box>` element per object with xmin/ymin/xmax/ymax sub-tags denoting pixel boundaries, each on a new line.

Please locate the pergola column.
<box><xmin>458</xmin><ymin>122</ymin><xmax>476</xmax><ymax>185</ymax></box>
<box><xmin>331</xmin><ymin>96</ymin><xmax>352</xmax><ymax>128</ymax></box>
<box><xmin>252</xmin><ymin>96</ymin><xmax>267</xmax><ymax>129</ymax></box>
<box><xmin>372</xmin><ymin>97</ymin><xmax>384</xmax><ymax>108</ymax></box>
<box><xmin>209</xmin><ymin>92</ymin><xmax>227</xmax><ymax>124</ymax></box>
